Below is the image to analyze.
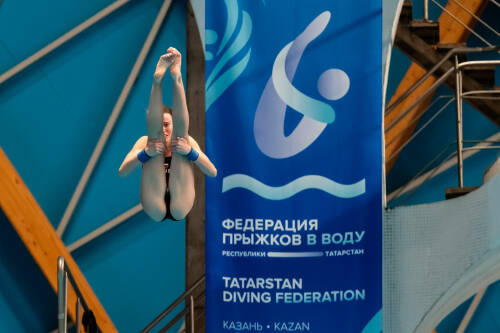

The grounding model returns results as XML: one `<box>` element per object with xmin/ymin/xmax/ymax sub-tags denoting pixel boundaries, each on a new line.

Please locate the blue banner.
<box><xmin>206</xmin><ymin>1</ymin><xmax>382</xmax><ymax>332</ymax></box>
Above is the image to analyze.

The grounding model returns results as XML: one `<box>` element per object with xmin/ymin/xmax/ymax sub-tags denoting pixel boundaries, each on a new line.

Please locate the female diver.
<box><xmin>119</xmin><ymin>47</ymin><xmax>217</xmax><ymax>221</ymax></box>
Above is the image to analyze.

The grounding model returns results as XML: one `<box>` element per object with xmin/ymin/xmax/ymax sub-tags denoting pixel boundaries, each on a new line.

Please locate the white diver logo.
<box><xmin>222</xmin><ymin>11</ymin><xmax>366</xmax><ymax>200</ymax></box>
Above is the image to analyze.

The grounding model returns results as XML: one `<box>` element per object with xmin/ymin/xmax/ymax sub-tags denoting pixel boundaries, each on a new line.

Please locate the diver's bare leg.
<box><xmin>167</xmin><ymin>48</ymin><xmax>195</xmax><ymax>220</ymax></box>
<box><xmin>140</xmin><ymin>54</ymin><xmax>174</xmax><ymax>221</ymax></box>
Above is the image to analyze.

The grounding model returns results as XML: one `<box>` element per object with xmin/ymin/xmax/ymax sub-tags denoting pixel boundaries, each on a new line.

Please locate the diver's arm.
<box><xmin>118</xmin><ymin>137</ymin><xmax>147</xmax><ymax>177</ymax></box>
<box><xmin>191</xmin><ymin>138</ymin><xmax>217</xmax><ymax>178</ymax></box>
<box><xmin>171</xmin><ymin>136</ymin><xmax>217</xmax><ymax>178</ymax></box>
<box><xmin>118</xmin><ymin>136</ymin><xmax>166</xmax><ymax>177</ymax></box>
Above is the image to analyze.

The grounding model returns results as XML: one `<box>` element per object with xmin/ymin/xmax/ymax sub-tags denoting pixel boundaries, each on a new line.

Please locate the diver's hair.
<box><xmin>163</xmin><ymin>105</ymin><xmax>172</xmax><ymax>115</ymax></box>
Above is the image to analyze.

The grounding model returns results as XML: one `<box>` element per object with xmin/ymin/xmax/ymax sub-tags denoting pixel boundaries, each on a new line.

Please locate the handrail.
<box><xmin>141</xmin><ymin>275</ymin><xmax>205</xmax><ymax>333</ymax></box>
<box><xmin>387</xmin><ymin>132</ymin><xmax>500</xmax><ymax>204</ymax></box>
<box><xmin>386</xmin><ymin>65</ymin><xmax>456</xmax><ymax>132</ymax></box>
<box><xmin>451</xmin><ymin>0</ymin><xmax>500</xmax><ymax>38</ymax></box>
<box><xmin>58</xmin><ymin>257</ymin><xmax>206</xmax><ymax>333</ymax></box>
<box><xmin>430</xmin><ymin>0</ymin><xmax>493</xmax><ymax>46</ymax></box>
<box><xmin>387</xmin><ymin>54</ymin><xmax>500</xmax><ymax>202</ymax></box>
<box><xmin>387</xmin><ymin>97</ymin><xmax>455</xmax><ymax>162</ymax></box>
<box><xmin>58</xmin><ymin>256</ymin><xmax>100</xmax><ymax>333</ymax></box>
<box><xmin>385</xmin><ymin>46</ymin><xmax>500</xmax><ymax>116</ymax></box>
<box><xmin>455</xmin><ymin>59</ymin><xmax>500</xmax><ymax>187</ymax></box>
<box><xmin>386</xmin><ymin>95</ymin><xmax>454</xmax><ymax>147</ymax></box>
<box><xmin>386</xmin><ymin>59</ymin><xmax>500</xmax><ymax>133</ymax></box>
<box><xmin>462</xmin><ymin>90</ymin><xmax>500</xmax><ymax>100</ymax></box>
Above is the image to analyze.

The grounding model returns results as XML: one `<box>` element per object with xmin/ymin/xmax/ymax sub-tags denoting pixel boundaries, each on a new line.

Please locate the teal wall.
<box><xmin>0</xmin><ymin>0</ymin><xmax>187</xmax><ymax>331</ymax></box>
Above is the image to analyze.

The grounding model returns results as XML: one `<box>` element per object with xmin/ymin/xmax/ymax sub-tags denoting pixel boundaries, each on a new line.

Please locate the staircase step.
<box><xmin>436</xmin><ymin>43</ymin><xmax>467</xmax><ymax>62</ymax></box>
<box><xmin>400</xmin><ymin>1</ymin><xmax>413</xmax><ymax>25</ymax></box>
<box><xmin>463</xmin><ymin>65</ymin><xmax>496</xmax><ymax>88</ymax></box>
<box><xmin>445</xmin><ymin>186</ymin><xmax>479</xmax><ymax>199</ymax></box>
<box><xmin>410</xmin><ymin>20</ymin><xmax>440</xmax><ymax>45</ymax></box>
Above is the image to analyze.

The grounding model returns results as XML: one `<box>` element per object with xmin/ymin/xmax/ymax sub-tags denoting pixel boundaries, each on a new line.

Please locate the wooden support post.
<box><xmin>186</xmin><ymin>1</ymin><xmax>206</xmax><ymax>332</ymax></box>
<box><xmin>0</xmin><ymin>147</ymin><xmax>117</xmax><ymax>332</ymax></box>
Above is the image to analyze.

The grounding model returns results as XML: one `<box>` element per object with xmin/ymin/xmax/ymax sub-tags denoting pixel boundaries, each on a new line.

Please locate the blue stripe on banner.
<box><xmin>206</xmin><ymin>0</ymin><xmax>382</xmax><ymax>331</ymax></box>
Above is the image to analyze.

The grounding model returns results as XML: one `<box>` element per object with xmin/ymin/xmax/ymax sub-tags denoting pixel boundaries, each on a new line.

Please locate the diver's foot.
<box><xmin>153</xmin><ymin>52</ymin><xmax>175</xmax><ymax>83</ymax></box>
<box><xmin>167</xmin><ymin>47</ymin><xmax>182</xmax><ymax>80</ymax></box>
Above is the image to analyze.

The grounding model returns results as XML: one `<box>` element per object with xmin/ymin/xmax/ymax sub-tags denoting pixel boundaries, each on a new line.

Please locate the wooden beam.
<box><xmin>0</xmin><ymin>147</ymin><xmax>117</xmax><ymax>332</ymax></box>
<box><xmin>438</xmin><ymin>0</ymin><xmax>488</xmax><ymax>44</ymax></box>
<box><xmin>385</xmin><ymin>0</ymin><xmax>489</xmax><ymax>172</ymax></box>
<box><xmin>386</xmin><ymin>63</ymin><xmax>436</xmax><ymax>171</ymax></box>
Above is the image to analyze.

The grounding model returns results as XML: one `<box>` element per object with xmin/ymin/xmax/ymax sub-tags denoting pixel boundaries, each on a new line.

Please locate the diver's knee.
<box><xmin>169</xmin><ymin>200</ymin><xmax>194</xmax><ymax>220</ymax></box>
<box><xmin>168</xmin><ymin>190</ymin><xmax>194</xmax><ymax>220</ymax></box>
<box><xmin>170</xmin><ymin>207</ymin><xmax>188</xmax><ymax>221</ymax></box>
<box><xmin>142</xmin><ymin>203</ymin><xmax>166</xmax><ymax>222</ymax></box>
<box><xmin>149</xmin><ymin>213</ymin><xmax>165</xmax><ymax>222</ymax></box>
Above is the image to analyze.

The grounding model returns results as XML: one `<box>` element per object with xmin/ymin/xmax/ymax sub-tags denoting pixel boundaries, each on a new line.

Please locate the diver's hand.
<box><xmin>145</xmin><ymin>137</ymin><xmax>165</xmax><ymax>157</ymax></box>
<box><xmin>171</xmin><ymin>137</ymin><xmax>191</xmax><ymax>155</ymax></box>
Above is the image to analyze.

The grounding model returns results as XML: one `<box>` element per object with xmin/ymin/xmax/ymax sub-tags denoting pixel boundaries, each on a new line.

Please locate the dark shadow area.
<box><xmin>0</xmin><ymin>208</ymin><xmax>57</xmax><ymax>331</ymax></box>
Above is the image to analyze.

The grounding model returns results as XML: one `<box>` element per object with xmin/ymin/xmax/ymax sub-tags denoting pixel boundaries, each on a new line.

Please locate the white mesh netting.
<box><xmin>383</xmin><ymin>172</ymin><xmax>500</xmax><ymax>332</ymax></box>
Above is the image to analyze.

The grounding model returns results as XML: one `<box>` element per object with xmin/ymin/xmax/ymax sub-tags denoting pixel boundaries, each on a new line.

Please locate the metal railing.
<box><xmin>388</xmin><ymin>137</ymin><xmax>500</xmax><ymax>205</ymax></box>
<box><xmin>421</xmin><ymin>0</ymin><xmax>500</xmax><ymax>46</ymax></box>
<box><xmin>389</xmin><ymin>0</ymin><xmax>500</xmax><ymax>198</ymax></box>
<box><xmin>141</xmin><ymin>275</ymin><xmax>205</xmax><ymax>333</ymax></box>
<box><xmin>387</xmin><ymin>46</ymin><xmax>500</xmax><ymax>203</ymax></box>
<box><xmin>57</xmin><ymin>259</ymin><xmax>205</xmax><ymax>333</ymax></box>
<box><xmin>58</xmin><ymin>256</ymin><xmax>101</xmax><ymax>333</ymax></box>
<box><xmin>452</xmin><ymin>59</ymin><xmax>500</xmax><ymax>187</ymax></box>
<box><xmin>385</xmin><ymin>46</ymin><xmax>500</xmax><ymax>117</ymax></box>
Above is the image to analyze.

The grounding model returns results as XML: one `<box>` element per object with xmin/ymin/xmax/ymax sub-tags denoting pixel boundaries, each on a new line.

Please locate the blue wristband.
<box><xmin>137</xmin><ymin>149</ymin><xmax>151</xmax><ymax>163</ymax></box>
<box><xmin>186</xmin><ymin>147</ymin><xmax>199</xmax><ymax>161</ymax></box>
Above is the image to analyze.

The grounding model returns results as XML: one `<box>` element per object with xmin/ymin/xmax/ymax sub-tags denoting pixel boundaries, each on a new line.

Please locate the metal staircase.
<box><xmin>386</xmin><ymin>0</ymin><xmax>499</xmax><ymax>203</ymax></box>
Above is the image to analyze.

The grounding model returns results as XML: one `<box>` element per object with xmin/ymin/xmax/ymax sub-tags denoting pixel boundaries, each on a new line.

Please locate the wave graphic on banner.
<box><xmin>222</xmin><ymin>174</ymin><xmax>365</xmax><ymax>199</ymax></box>
<box><xmin>206</xmin><ymin>0</ymin><xmax>252</xmax><ymax>111</ymax></box>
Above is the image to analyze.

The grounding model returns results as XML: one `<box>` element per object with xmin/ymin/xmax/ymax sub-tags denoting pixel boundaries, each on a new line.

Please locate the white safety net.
<box><xmin>383</xmin><ymin>173</ymin><xmax>500</xmax><ymax>332</ymax></box>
